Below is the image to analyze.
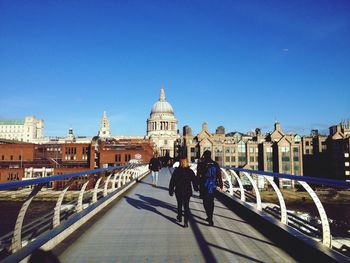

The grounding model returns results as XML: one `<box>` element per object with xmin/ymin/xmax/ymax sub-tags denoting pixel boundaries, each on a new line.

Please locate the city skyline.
<box><xmin>1</xmin><ymin>1</ymin><xmax>349</xmax><ymax>137</ymax></box>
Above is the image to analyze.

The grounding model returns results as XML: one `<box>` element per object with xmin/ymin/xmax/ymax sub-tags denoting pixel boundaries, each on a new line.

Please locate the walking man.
<box><xmin>149</xmin><ymin>154</ymin><xmax>162</xmax><ymax>187</ymax></box>
<box><xmin>197</xmin><ymin>150</ymin><xmax>223</xmax><ymax>226</ymax></box>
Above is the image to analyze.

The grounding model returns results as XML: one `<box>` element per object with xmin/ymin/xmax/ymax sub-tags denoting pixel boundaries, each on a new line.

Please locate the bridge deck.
<box><xmin>55</xmin><ymin>168</ymin><xmax>297</xmax><ymax>262</ymax></box>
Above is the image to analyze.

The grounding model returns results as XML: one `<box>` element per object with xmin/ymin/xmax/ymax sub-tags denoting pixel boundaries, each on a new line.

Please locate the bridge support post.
<box><xmin>11</xmin><ymin>183</ymin><xmax>44</xmax><ymax>253</ymax></box>
<box><xmin>76</xmin><ymin>180</ymin><xmax>90</xmax><ymax>213</ymax></box>
<box><xmin>243</xmin><ymin>172</ymin><xmax>262</xmax><ymax>211</ymax></box>
<box><xmin>298</xmin><ymin>181</ymin><xmax>332</xmax><ymax>248</ymax></box>
<box><xmin>229</xmin><ymin>170</ymin><xmax>246</xmax><ymax>202</ymax></box>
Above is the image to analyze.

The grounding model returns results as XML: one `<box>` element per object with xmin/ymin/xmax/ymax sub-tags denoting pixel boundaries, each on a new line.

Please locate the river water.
<box><xmin>0</xmin><ymin>201</ymin><xmax>56</xmax><ymax>237</ymax></box>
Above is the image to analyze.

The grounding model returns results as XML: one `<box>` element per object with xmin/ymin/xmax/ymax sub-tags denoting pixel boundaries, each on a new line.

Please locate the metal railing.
<box><xmin>217</xmin><ymin>166</ymin><xmax>350</xmax><ymax>250</ymax></box>
<box><xmin>0</xmin><ymin>163</ymin><xmax>149</xmax><ymax>262</ymax></box>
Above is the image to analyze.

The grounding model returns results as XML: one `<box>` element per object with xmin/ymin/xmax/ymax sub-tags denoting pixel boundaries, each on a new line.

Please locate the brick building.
<box><xmin>0</xmin><ymin>137</ymin><xmax>154</xmax><ymax>184</ymax></box>
<box><xmin>92</xmin><ymin>137</ymin><xmax>154</xmax><ymax>168</ymax></box>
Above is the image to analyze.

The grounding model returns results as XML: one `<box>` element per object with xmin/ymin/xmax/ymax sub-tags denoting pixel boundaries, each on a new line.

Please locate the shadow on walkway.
<box><xmin>190</xmin><ymin>199</ymin><xmax>229</xmax><ymax>210</ymax></box>
<box><xmin>190</xmin><ymin>207</ymin><xmax>248</xmax><ymax>224</ymax></box>
<box><xmin>191</xmin><ymin>213</ymin><xmax>248</xmax><ymax>225</ymax></box>
<box><xmin>138</xmin><ymin>180</ymin><xmax>169</xmax><ymax>192</ymax></box>
<box><xmin>124</xmin><ymin>195</ymin><xmax>181</xmax><ymax>226</ymax></box>
<box><xmin>194</xmin><ymin>219</ymin><xmax>277</xmax><ymax>247</ymax></box>
<box><xmin>206</xmin><ymin>242</ymin><xmax>265</xmax><ymax>263</ymax></box>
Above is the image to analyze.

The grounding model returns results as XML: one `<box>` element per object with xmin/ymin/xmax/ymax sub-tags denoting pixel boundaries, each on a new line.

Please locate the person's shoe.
<box><xmin>184</xmin><ymin>222</ymin><xmax>189</xmax><ymax>228</ymax></box>
<box><xmin>176</xmin><ymin>216</ymin><xmax>182</xmax><ymax>222</ymax></box>
<box><xmin>205</xmin><ymin>218</ymin><xmax>209</xmax><ymax>222</ymax></box>
<box><xmin>208</xmin><ymin>220</ymin><xmax>214</xmax><ymax>226</ymax></box>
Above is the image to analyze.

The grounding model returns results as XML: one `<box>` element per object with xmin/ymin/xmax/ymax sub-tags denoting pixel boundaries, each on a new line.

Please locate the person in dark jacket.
<box><xmin>169</xmin><ymin>156</ymin><xmax>198</xmax><ymax>228</ymax></box>
<box><xmin>149</xmin><ymin>154</ymin><xmax>162</xmax><ymax>187</ymax></box>
<box><xmin>197</xmin><ymin>150</ymin><xmax>223</xmax><ymax>226</ymax></box>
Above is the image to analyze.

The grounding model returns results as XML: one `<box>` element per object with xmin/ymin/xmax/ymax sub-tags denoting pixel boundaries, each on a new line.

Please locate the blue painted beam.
<box><xmin>0</xmin><ymin>165</ymin><xmax>130</xmax><ymax>190</ymax></box>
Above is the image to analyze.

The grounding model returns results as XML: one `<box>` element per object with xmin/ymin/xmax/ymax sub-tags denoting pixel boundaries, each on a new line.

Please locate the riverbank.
<box><xmin>259</xmin><ymin>189</ymin><xmax>350</xmax><ymax>205</ymax></box>
<box><xmin>0</xmin><ymin>189</ymin><xmax>80</xmax><ymax>202</ymax></box>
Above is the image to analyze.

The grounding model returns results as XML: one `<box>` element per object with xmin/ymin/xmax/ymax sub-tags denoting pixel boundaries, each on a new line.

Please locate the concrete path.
<box><xmin>56</xmin><ymin>168</ymin><xmax>297</xmax><ymax>263</ymax></box>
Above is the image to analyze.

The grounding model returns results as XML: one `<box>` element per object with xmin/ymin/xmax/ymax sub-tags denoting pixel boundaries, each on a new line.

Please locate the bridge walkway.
<box><xmin>55</xmin><ymin>168</ymin><xmax>298</xmax><ymax>262</ymax></box>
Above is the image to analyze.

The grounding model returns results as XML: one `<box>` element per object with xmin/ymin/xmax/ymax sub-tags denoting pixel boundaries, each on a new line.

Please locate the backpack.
<box><xmin>204</xmin><ymin>163</ymin><xmax>217</xmax><ymax>194</ymax></box>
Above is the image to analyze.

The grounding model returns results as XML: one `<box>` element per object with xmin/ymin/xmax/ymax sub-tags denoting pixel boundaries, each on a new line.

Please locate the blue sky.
<box><xmin>1</xmin><ymin>0</ymin><xmax>349</xmax><ymax>137</ymax></box>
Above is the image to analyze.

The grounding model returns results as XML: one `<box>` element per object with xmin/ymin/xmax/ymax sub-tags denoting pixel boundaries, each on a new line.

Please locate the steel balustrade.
<box><xmin>0</xmin><ymin>163</ymin><xmax>149</xmax><ymax>261</ymax></box>
<box><xmin>218</xmin><ymin>166</ymin><xmax>350</xmax><ymax>248</ymax></box>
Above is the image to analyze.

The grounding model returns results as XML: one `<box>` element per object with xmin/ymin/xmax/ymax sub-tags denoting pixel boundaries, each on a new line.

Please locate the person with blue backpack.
<box><xmin>197</xmin><ymin>150</ymin><xmax>223</xmax><ymax>226</ymax></box>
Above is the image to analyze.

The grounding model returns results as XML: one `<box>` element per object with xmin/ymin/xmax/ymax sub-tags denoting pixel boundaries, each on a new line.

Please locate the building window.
<box><xmin>294</xmin><ymin>165</ymin><xmax>300</xmax><ymax>175</ymax></box>
<box><xmin>125</xmin><ymin>154</ymin><xmax>131</xmax><ymax>162</ymax></box>
<box><xmin>266</xmin><ymin>147</ymin><xmax>272</xmax><ymax>153</ymax></box>
<box><xmin>1</xmin><ymin>155</ymin><xmax>4</xmax><ymax>160</ymax></box>
<box><xmin>231</xmin><ymin>147</ymin><xmax>235</xmax><ymax>153</ymax></box>
<box><xmin>231</xmin><ymin>156</ymin><xmax>236</xmax><ymax>162</ymax></box>
<box><xmin>281</xmin><ymin>147</ymin><xmax>290</xmax><ymax>158</ymax></box>
<box><xmin>266</xmin><ymin>152</ymin><xmax>273</xmax><ymax>162</ymax></box>
<box><xmin>282</xmin><ymin>163</ymin><xmax>291</xmax><ymax>173</ymax></box>
<box><xmin>19</xmin><ymin>155</ymin><xmax>22</xmax><ymax>160</ymax></box>
<box><xmin>225</xmin><ymin>147</ymin><xmax>230</xmax><ymax>153</ymax></box>
<box><xmin>293</xmin><ymin>147</ymin><xmax>299</xmax><ymax>161</ymax></box>
<box><xmin>238</xmin><ymin>156</ymin><xmax>246</xmax><ymax>162</ymax></box>
<box><xmin>10</xmin><ymin>155</ymin><xmax>13</xmax><ymax>160</ymax></box>
<box><xmin>266</xmin><ymin>162</ymin><xmax>273</xmax><ymax>172</ymax></box>
<box><xmin>238</xmin><ymin>143</ymin><xmax>246</xmax><ymax>153</ymax></box>
<box><xmin>115</xmin><ymin>154</ymin><xmax>121</xmax><ymax>162</ymax></box>
<box><xmin>250</xmin><ymin>156</ymin><xmax>254</xmax><ymax>162</ymax></box>
<box><xmin>225</xmin><ymin>156</ymin><xmax>230</xmax><ymax>162</ymax></box>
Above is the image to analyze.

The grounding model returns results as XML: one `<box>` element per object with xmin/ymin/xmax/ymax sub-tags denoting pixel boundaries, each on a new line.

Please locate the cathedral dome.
<box><xmin>150</xmin><ymin>87</ymin><xmax>174</xmax><ymax>115</ymax></box>
<box><xmin>151</xmin><ymin>101</ymin><xmax>174</xmax><ymax>114</ymax></box>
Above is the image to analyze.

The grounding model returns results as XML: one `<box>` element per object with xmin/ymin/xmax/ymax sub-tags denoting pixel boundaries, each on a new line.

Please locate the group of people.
<box><xmin>150</xmin><ymin>150</ymin><xmax>223</xmax><ymax>228</ymax></box>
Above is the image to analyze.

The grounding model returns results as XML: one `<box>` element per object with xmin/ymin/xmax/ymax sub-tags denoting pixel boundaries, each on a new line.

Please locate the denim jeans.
<box><xmin>151</xmin><ymin>171</ymin><xmax>159</xmax><ymax>185</ymax></box>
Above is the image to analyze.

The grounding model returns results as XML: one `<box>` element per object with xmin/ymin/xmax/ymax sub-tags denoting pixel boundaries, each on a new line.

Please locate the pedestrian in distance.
<box><xmin>169</xmin><ymin>156</ymin><xmax>199</xmax><ymax>228</ymax></box>
<box><xmin>197</xmin><ymin>150</ymin><xmax>223</xmax><ymax>226</ymax></box>
<box><xmin>148</xmin><ymin>154</ymin><xmax>162</xmax><ymax>187</ymax></box>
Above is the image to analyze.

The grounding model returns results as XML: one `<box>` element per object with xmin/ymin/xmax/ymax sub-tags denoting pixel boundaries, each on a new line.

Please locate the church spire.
<box><xmin>98</xmin><ymin>111</ymin><xmax>111</xmax><ymax>138</ymax></box>
<box><xmin>160</xmin><ymin>84</ymin><xmax>165</xmax><ymax>101</ymax></box>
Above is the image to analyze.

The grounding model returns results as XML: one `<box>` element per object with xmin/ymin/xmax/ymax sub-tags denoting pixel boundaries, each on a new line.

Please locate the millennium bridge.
<box><xmin>0</xmin><ymin>164</ymin><xmax>349</xmax><ymax>262</ymax></box>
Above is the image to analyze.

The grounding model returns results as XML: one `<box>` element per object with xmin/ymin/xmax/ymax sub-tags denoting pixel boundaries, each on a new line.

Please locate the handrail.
<box><xmin>223</xmin><ymin>167</ymin><xmax>350</xmax><ymax>189</ymax></box>
<box><xmin>0</xmin><ymin>165</ymin><xmax>130</xmax><ymax>190</ymax></box>
<box><xmin>218</xmin><ymin>165</ymin><xmax>347</xmax><ymax>248</ymax></box>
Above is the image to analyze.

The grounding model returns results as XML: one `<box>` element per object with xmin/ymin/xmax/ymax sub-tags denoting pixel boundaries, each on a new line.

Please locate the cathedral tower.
<box><xmin>146</xmin><ymin>85</ymin><xmax>178</xmax><ymax>157</ymax></box>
